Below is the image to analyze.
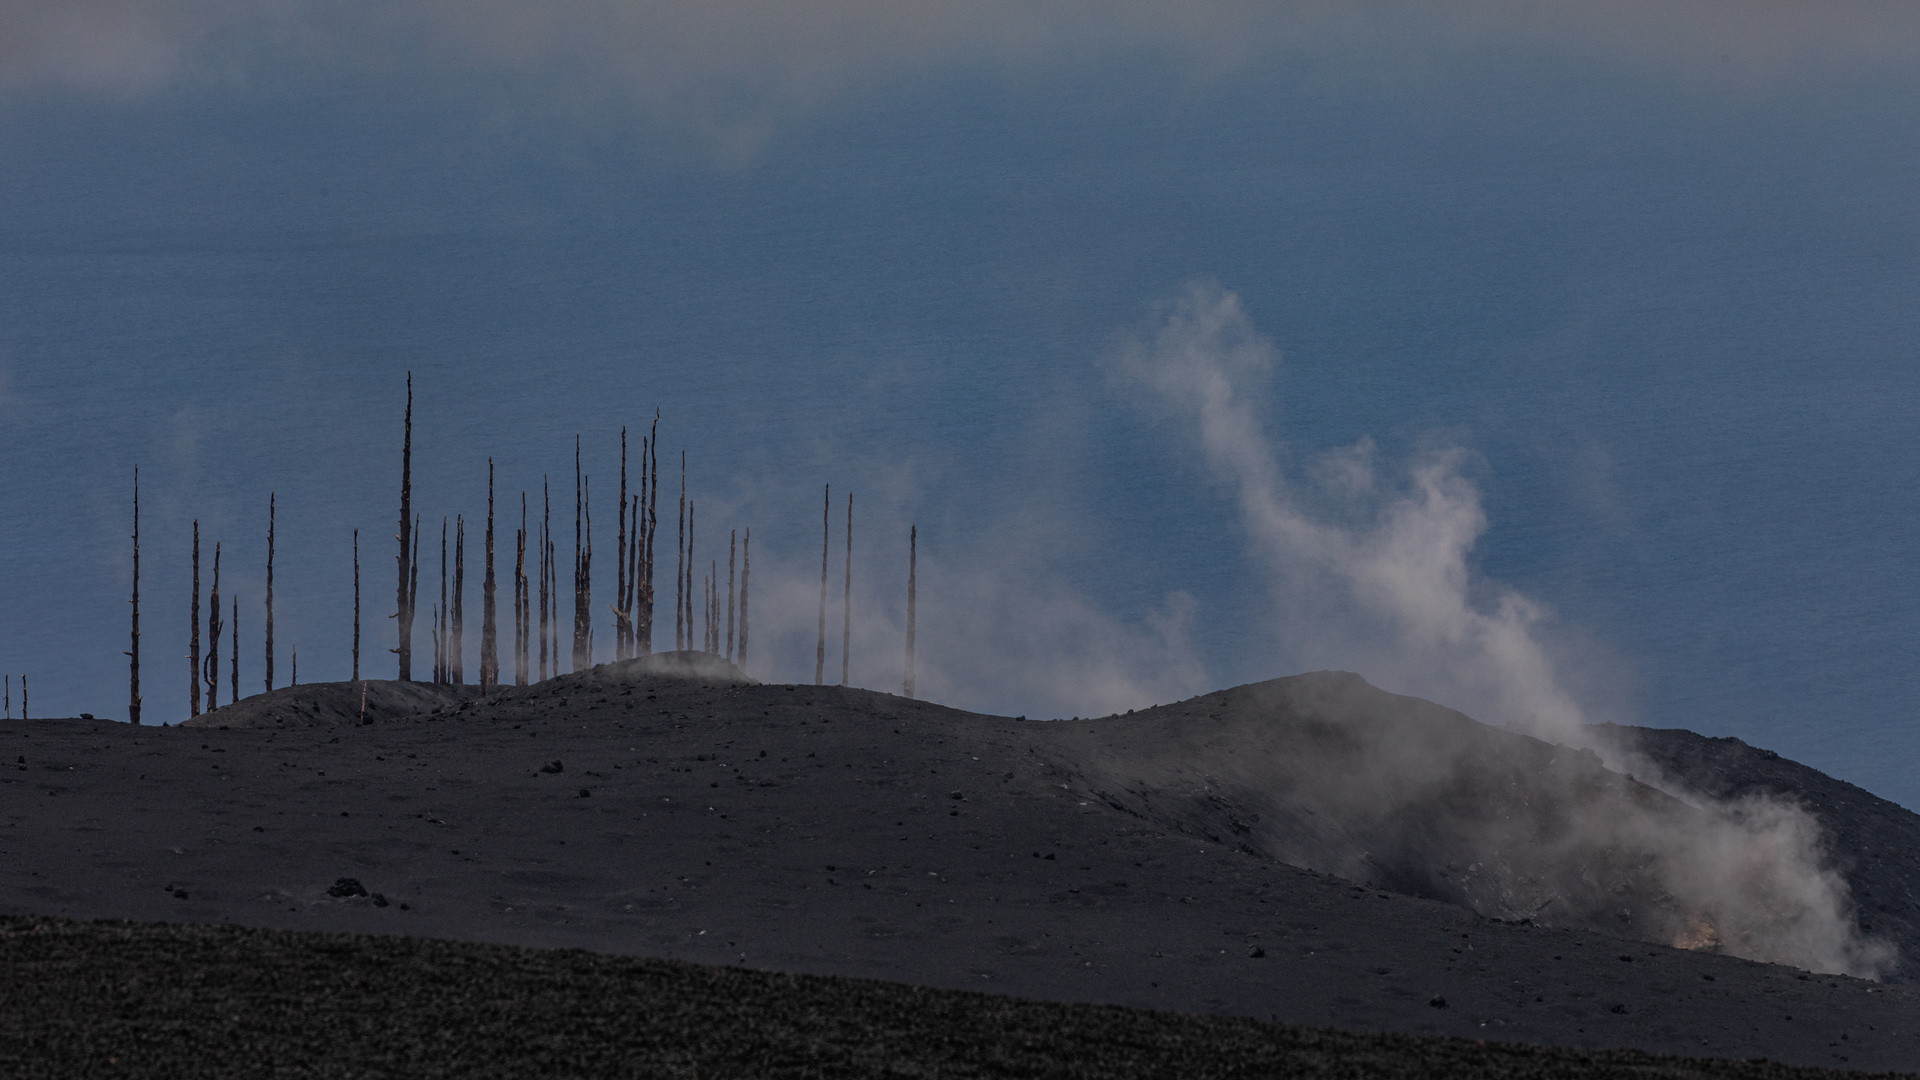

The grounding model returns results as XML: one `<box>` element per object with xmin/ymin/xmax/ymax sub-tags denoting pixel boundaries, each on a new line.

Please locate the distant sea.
<box><xmin>3</xmin><ymin>29</ymin><xmax>1917</xmax><ymax>804</ymax></box>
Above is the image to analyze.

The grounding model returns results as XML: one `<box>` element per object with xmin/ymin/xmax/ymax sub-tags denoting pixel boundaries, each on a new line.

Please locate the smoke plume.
<box><xmin>1111</xmin><ymin>280</ymin><xmax>1893</xmax><ymax>978</ymax></box>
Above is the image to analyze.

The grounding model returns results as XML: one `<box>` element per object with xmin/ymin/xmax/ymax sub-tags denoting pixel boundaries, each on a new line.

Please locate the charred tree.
<box><xmin>516</xmin><ymin>492</ymin><xmax>528</xmax><ymax>686</ymax></box>
<box><xmin>738</xmin><ymin>528</ymin><xmax>749</xmax><ymax>670</ymax></box>
<box><xmin>616</xmin><ymin>428</ymin><xmax>629</xmax><ymax>661</ymax></box>
<box><xmin>644</xmin><ymin>417</ymin><xmax>658</xmax><ymax>654</ymax></box>
<box><xmin>816</xmin><ymin>484</ymin><xmax>829</xmax><ymax>685</ymax></box>
<box><xmin>905</xmin><ymin>525</ymin><xmax>917</xmax><ymax>700</ymax></box>
<box><xmin>726</xmin><ymin>529</ymin><xmax>736</xmax><ymax>662</ymax></box>
<box><xmin>686</xmin><ymin>500</ymin><xmax>695</xmax><ymax>652</ymax></box>
<box><xmin>190</xmin><ymin>520</ymin><xmax>201</xmax><ymax>718</ymax></box>
<box><xmin>573</xmin><ymin>438</ymin><xmax>588</xmax><ymax>672</ymax></box>
<box><xmin>482</xmin><ymin>458</ymin><xmax>497</xmax><ymax>690</ymax></box>
<box><xmin>230</xmin><ymin>594</ymin><xmax>239</xmax><ymax>705</ymax></box>
<box><xmin>408</xmin><ymin>517</ymin><xmax>419</xmax><ymax>677</ymax></box>
<box><xmin>539</xmin><ymin>479</ymin><xmax>550</xmax><ymax>681</ymax></box>
<box><xmin>352</xmin><ymin>529</ymin><xmax>361</xmax><ymax>682</ymax></box>
<box><xmin>841</xmin><ymin>491</ymin><xmax>851</xmax><ymax>688</ymax></box>
<box><xmin>436</xmin><ymin>522</ymin><xmax>446</xmax><ymax>686</ymax></box>
<box><xmin>127</xmin><ymin>465</ymin><xmax>141</xmax><ymax>725</ymax></box>
<box><xmin>206</xmin><ymin>543</ymin><xmax>223</xmax><ymax>710</ymax></box>
<box><xmin>397</xmin><ymin>373</ymin><xmax>414</xmax><ymax>681</ymax></box>
<box><xmin>265</xmin><ymin>492</ymin><xmax>275</xmax><ymax>693</ymax></box>
<box><xmin>453</xmin><ymin>514</ymin><xmax>465</xmax><ymax>685</ymax></box>
<box><xmin>292</xmin><ymin>645</ymin><xmax>298</xmax><ymax>686</ymax></box>
<box><xmin>675</xmin><ymin>451</ymin><xmax>686</xmax><ymax>651</ymax></box>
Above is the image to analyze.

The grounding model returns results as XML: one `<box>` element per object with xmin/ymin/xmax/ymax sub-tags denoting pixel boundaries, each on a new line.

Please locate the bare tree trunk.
<box><xmin>516</xmin><ymin>492</ymin><xmax>528</xmax><ymax>686</ymax></box>
<box><xmin>408</xmin><ymin>517</ymin><xmax>419</xmax><ymax>679</ymax></box>
<box><xmin>453</xmin><ymin>514</ymin><xmax>465</xmax><ymax>685</ymax></box>
<box><xmin>438</xmin><ymin>517</ymin><xmax>448</xmax><ymax>684</ymax></box>
<box><xmin>738</xmin><ymin>528</ymin><xmax>749</xmax><ymax>670</ymax></box>
<box><xmin>842</xmin><ymin>491</ymin><xmax>851</xmax><ymax>687</ymax></box>
<box><xmin>483</xmin><ymin>458</ymin><xmax>497</xmax><ymax>690</ymax></box>
<box><xmin>816</xmin><ymin>484</ymin><xmax>828</xmax><ymax>685</ymax></box>
<box><xmin>20</xmin><ymin>675</ymin><xmax>25</xmax><ymax>720</ymax></box>
<box><xmin>573</xmin><ymin>438</ymin><xmax>587</xmax><ymax>672</ymax></box>
<box><xmin>352</xmin><ymin>529</ymin><xmax>361</xmax><ymax>682</ymax></box>
<box><xmin>726</xmin><ymin>529</ymin><xmax>736</xmax><ymax>661</ymax></box>
<box><xmin>575</xmin><ymin>463</ymin><xmax>593</xmax><ymax>673</ymax></box>
<box><xmin>548</xmin><ymin>535</ymin><xmax>558</xmax><ymax>670</ymax></box>
<box><xmin>686</xmin><ymin>501</ymin><xmax>694</xmax><ymax>652</ymax></box>
<box><xmin>190</xmin><ymin>520</ymin><xmax>201</xmax><ymax>717</ymax></box>
<box><xmin>128</xmin><ymin>465</ymin><xmax>141</xmax><ymax>725</ymax></box>
<box><xmin>616</xmin><ymin>428</ymin><xmax>628</xmax><ymax>661</ymax></box>
<box><xmin>397</xmin><ymin>373</ymin><xmax>413</xmax><ymax>681</ymax></box>
<box><xmin>230</xmin><ymin>594</ymin><xmax>239</xmax><ymax>705</ymax></box>
<box><xmin>645</xmin><ymin>416</ymin><xmax>658</xmax><ymax>654</ymax></box>
<box><xmin>676</xmin><ymin>451</ymin><xmax>686</xmax><ymax>651</ymax></box>
<box><xmin>905</xmin><ymin>525</ymin><xmax>916</xmax><ymax>700</ymax></box>
<box><xmin>206</xmin><ymin>543</ymin><xmax>222</xmax><ymax>709</ymax></box>
<box><xmin>539</xmin><ymin>479</ymin><xmax>549</xmax><ymax>681</ymax></box>
<box><xmin>265</xmin><ymin>492</ymin><xmax>275</xmax><ymax>693</ymax></box>
<box><xmin>292</xmin><ymin>645</ymin><xmax>297</xmax><ymax>686</ymax></box>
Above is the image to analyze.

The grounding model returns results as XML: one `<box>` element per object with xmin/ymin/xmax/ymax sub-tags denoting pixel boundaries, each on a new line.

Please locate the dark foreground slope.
<box><xmin>4</xmin><ymin>663</ymin><xmax>1918</xmax><ymax>1071</ymax></box>
<box><xmin>0</xmin><ymin>917</ymin><xmax>1898</xmax><ymax>1080</ymax></box>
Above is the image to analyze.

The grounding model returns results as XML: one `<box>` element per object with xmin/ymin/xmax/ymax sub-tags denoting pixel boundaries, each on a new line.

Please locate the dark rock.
<box><xmin>1428</xmin><ymin>996</ymin><xmax>1447</xmax><ymax>1008</ymax></box>
<box><xmin>371</xmin><ymin>893</ymin><xmax>389</xmax><ymax>907</ymax></box>
<box><xmin>541</xmin><ymin>761</ymin><xmax>564</xmax><ymax>774</ymax></box>
<box><xmin>1247</xmin><ymin>946</ymin><xmax>1265</xmax><ymax>958</ymax></box>
<box><xmin>578</xmin><ymin>788</ymin><xmax>591</xmax><ymax>798</ymax></box>
<box><xmin>328</xmin><ymin>878</ymin><xmax>369</xmax><ymax>898</ymax></box>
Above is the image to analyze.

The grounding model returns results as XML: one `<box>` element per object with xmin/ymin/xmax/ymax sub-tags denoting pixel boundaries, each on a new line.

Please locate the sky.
<box><xmin>2</xmin><ymin>1</ymin><xmax>1919</xmax><ymax>805</ymax></box>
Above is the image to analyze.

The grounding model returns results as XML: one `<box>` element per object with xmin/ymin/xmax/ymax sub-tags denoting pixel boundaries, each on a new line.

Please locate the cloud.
<box><xmin>4</xmin><ymin>2</ymin><xmax>1915</xmax><ymax>143</ymax></box>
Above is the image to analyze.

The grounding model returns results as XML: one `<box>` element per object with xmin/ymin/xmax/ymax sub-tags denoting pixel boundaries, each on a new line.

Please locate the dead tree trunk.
<box><xmin>190</xmin><ymin>520</ymin><xmax>201</xmax><ymax>718</ymax></box>
<box><xmin>905</xmin><ymin>525</ymin><xmax>917</xmax><ymax>700</ymax></box>
<box><xmin>686</xmin><ymin>500</ymin><xmax>695</xmax><ymax>653</ymax></box>
<box><xmin>397</xmin><ymin>373</ymin><xmax>414</xmax><ymax>681</ymax></box>
<box><xmin>539</xmin><ymin>478</ymin><xmax>549</xmax><ymax>681</ymax></box>
<box><xmin>738</xmin><ymin>528</ymin><xmax>749</xmax><ymax>670</ymax></box>
<box><xmin>726</xmin><ymin>529</ymin><xmax>736</xmax><ymax>661</ymax></box>
<box><xmin>265</xmin><ymin>492</ymin><xmax>275</xmax><ymax>693</ymax></box>
<box><xmin>516</xmin><ymin>491</ymin><xmax>528</xmax><ymax>686</ymax></box>
<box><xmin>453</xmin><ymin>514</ymin><xmax>465</xmax><ymax>685</ymax></box>
<box><xmin>816</xmin><ymin>484</ymin><xmax>829</xmax><ymax>685</ymax></box>
<box><xmin>408</xmin><ymin>517</ymin><xmax>419</xmax><ymax>678</ymax></box>
<box><xmin>352</xmin><ymin>529</ymin><xmax>361</xmax><ymax>682</ymax></box>
<box><xmin>206</xmin><ymin>543</ymin><xmax>222</xmax><ymax>710</ymax></box>
<box><xmin>438</xmin><ymin>517</ymin><xmax>449</xmax><ymax>684</ymax></box>
<box><xmin>842</xmin><ymin>491</ymin><xmax>851</xmax><ymax>687</ymax></box>
<box><xmin>644</xmin><ymin>416</ymin><xmax>658</xmax><ymax>654</ymax></box>
<box><xmin>292</xmin><ymin>645</ymin><xmax>297</xmax><ymax>686</ymax></box>
<box><xmin>230</xmin><ymin>594</ymin><xmax>239</xmax><ymax>705</ymax></box>
<box><xmin>482</xmin><ymin>458</ymin><xmax>497</xmax><ymax>690</ymax></box>
<box><xmin>676</xmin><ymin>451</ymin><xmax>686</xmax><ymax>651</ymax></box>
<box><xmin>573</xmin><ymin>438</ymin><xmax>587</xmax><ymax>672</ymax></box>
<box><xmin>128</xmin><ymin>465</ymin><xmax>141</xmax><ymax>725</ymax></box>
<box><xmin>616</xmin><ymin>428</ymin><xmax>628</xmax><ymax>661</ymax></box>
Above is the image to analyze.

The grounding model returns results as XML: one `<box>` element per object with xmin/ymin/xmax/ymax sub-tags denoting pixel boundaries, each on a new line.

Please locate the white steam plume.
<box><xmin>1112</xmin><ymin>280</ymin><xmax>1893</xmax><ymax>978</ymax></box>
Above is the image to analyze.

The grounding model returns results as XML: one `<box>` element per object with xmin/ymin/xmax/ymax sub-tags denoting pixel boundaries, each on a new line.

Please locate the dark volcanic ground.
<box><xmin>3</xmin><ymin>660</ymin><xmax>1919</xmax><ymax>1072</ymax></box>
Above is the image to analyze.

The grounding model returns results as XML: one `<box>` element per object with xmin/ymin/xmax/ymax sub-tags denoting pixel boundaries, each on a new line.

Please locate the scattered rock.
<box><xmin>1428</xmin><ymin>996</ymin><xmax>1447</xmax><ymax>1009</ymax></box>
<box><xmin>371</xmin><ymin>893</ymin><xmax>389</xmax><ymax>907</ymax></box>
<box><xmin>328</xmin><ymin>878</ymin><xmax>369</xmax><ymax>899</ymax></box>
<box><xmin>578</xmin><ymin>788</ymin><xmax>592</xmax><ymax>798</ymax></box>
<box><xmin>1247</xmin><ymin>946</ymin><xmax>1265</xmax><ymax>958</ymax></box>
<box><xmin>541</xmin><ymin>761</ymin><xmax>564</xmax><ymax>774</ymax></box>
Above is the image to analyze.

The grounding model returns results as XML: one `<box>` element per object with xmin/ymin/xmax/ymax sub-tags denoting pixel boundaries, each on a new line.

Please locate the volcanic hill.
<box><xmin>3</xmin><ymin>661</ymin><xmax>1917</xmax><ymax>1073</ymax></box>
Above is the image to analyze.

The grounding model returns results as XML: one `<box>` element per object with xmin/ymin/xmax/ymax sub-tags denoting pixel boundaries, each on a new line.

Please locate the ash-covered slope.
<box><xmin>6</xmin><ymin>664</ymin><xmax>1920</xmax><ymax>1069</ymax></box>
<box><xmin>1618</xmin><ymin>724</ymin><xmax>1920</xmax><ymax>983</ymax></box>
<box><xmin>1034</xmin><ymin>673</ymin><xmax>1895</xmax><ymax>979</ymax></box>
